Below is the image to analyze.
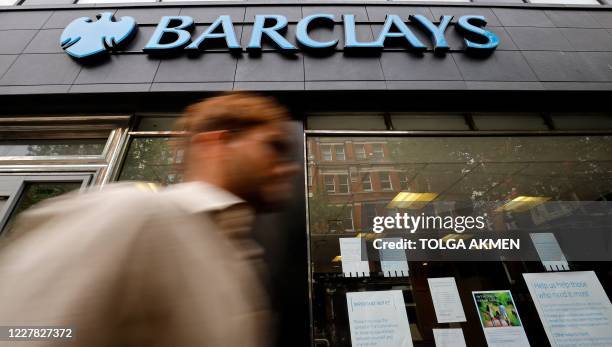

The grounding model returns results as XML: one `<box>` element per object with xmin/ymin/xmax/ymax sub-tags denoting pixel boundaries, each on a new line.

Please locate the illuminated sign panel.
<box><xmin>60</xmin><ymin>12</ymin><xmax>499</xmax><ymax>60</ymax></box>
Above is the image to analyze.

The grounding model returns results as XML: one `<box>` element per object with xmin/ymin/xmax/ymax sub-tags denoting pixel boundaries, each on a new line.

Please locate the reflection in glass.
<box><xmin>307</xmin><ymin>135</ymin><xmax>612</xmax><ymax>346</ymax></box>
<box><xmin>0</xmin><ymin>139</ymin><xmax>106</xmax><ymax>157</ymax></box>
<box><xmin>4</xmin><ymin>182</ymin><xmax>81</xmax><ymax>233</ymax></box>
<box><xmin>118</xmin><ymin>137</ymin><xmax>184</xmax><ymax>185</ymax></box>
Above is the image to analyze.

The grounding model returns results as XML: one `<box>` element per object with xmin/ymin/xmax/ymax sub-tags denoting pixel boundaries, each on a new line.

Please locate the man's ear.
<box><xmin>191</xmin><ymin>130</ymin><xmax>227</xmax><ymax>145</ymax></box>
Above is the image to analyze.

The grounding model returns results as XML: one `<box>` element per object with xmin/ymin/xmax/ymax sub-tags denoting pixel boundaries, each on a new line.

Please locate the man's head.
<box><xmin>177</xmin><ymin>92</ymin><xmax>298</xmax><ymax>209</ymax></box>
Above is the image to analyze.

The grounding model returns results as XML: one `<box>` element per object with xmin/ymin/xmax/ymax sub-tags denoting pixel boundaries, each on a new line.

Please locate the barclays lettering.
<box><xmin>60</xmin><ymin>12</ymin><xmax>499</xmax><ymax>60</ymax></box>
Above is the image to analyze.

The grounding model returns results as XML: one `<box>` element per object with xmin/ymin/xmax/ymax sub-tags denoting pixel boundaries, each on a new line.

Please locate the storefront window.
<box><xmin>2</xmin><ymin>182</ymin><xmax>82</xmax><ymax>232</ymax></box>
<box><xmin>118</xmin><ymin>137</ymin><xmax>183</xmax><ymax>185</ymax></box>
<box><xmin>307</xmin><ymin>135</ymin><xmax>612</xmax><ymax>346</ymax></box>
<box><xmin>0</xmin><ymin>139</ymin><xmax>106</xmax><ymax>157</ymax></box>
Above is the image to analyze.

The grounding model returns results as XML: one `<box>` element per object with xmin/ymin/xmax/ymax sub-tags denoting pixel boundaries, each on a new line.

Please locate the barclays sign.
<box><xmin>60</xmin><ymin>12</ymin><xmax>499</xmax><ymax>60</ymax></box>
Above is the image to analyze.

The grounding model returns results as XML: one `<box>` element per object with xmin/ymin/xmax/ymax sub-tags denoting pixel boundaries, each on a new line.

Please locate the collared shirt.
<box><xmin>162</xmin><ymin>181</ymin><xmax>263</xmax><ymax>259</ymax></box>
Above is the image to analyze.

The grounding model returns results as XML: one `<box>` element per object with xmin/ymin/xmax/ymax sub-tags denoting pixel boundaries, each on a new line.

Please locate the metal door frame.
<box><xmin>0</xmin><ymin>173</ymin><xmax>92</xmax><ymax>234</ymax></box>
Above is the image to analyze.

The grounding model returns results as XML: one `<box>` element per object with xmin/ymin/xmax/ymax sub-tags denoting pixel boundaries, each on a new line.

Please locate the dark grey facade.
<box><xmin>0</xmin><ymin>2</ymin><xmax>611</xmax><ymax>95</ymax></box>
<box><xmin>1</xmin><ymin>3</ymin><xmax>612</xmax><ymax>347</ymax></box>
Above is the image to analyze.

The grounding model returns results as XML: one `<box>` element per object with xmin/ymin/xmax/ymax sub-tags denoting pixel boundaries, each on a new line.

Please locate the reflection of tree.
<box><xmin>24</xmin><ymin>140</ymin><xmax>106</xmax><ymax>156</ymax></box>
<box><xmin>118</xmin><ymin>137</ymin><xmax>183</xmax><ymax>185</ymax></box>
<box><xmin>308</xmin><ymin>190</ymin><xmax>353</xmax><ymax>234</ymax></box>
<box><xmin>5</xmin><ymin>182</ymin><xmax>82</xmax><ymax>234</ymax></box>
<box><xmin>13</xmin><ymin>182</ymin><xmax>81</xmax><ymax>216</ymax></box>
<box><xmin>386</xmin><ymin>136</ymin><xmax>612</xmax><ymax>201</ymax></box>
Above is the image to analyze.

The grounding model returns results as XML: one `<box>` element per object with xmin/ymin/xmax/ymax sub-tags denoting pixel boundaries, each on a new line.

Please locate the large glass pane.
<box><xmin>0</xmin><ymin>139</ymin><xmax>106</xmax><ymax>157</ymax></box>
<box><xmin>308</xmin><ymin>114</ymin><xmax>388</xmax><ymax>130</ymax></box>
<box><xmin>472</xmin><ymin>113</ymin><xmax>548</xmax><ymax>131</ymax></box>
<box><xmin>307</xmin><ymin>135</ymin><xmax>612</xmax><ymax>347</ymax></box>
<box><xmin>12</xmin><ymin>182</ymin><xmax>81</xmax><ymax>218</ymax></box>
<box><xmin>135</xmin><ymin>117</ymin><xmax>178</xmax><ymax>131</ymax></box>
<box><xmin>552</xmin><ymin>113</ymin><xmax>612</xmax><ymax>130</ymax></box>
<box><xmin>392</xmin><ymin>113</ymin><xmax>469</xmax><ymax>131</ymax></box>
<box><xmin>118</xmin><ymin>137</ymin><xmax>183</xmax><ymax>185</ymax></box>
<box><xmin>3</xmin><ymin>182</ymin><xmax>82</xmax><ymax>233</ymax></box>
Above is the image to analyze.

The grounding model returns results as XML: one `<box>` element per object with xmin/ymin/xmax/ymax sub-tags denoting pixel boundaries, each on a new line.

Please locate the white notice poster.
<box><xmin>523</xmin><ymin>271</ymin><xmax>612</xmax><ymax>347</ymax></box>
<box><xmin>529</xmin><ymin>233</ymin><xmax>569</xmax><ymax>271</ymax></box>
<box><xmin>432</xmin><ymin>329</ymin><xmax>467</xmax><ymax>347</ymax></box>
<box><xmin>339</xmin><ymin>238</ymin><xmax>370</xmax><ymax>277</ymax></box>
<box><xmin>379</xmin><ymin>237</ymin><xmax>409</xmax><ymax>277</ymax></box>
<box><xmin>472</xmin><ymin>290</ymin><xmax>530</xmax><ymax>347</ymax></box>
<box><xmin>428</xmin><ymin>277</ymin><xmax>466</xmax><ymax>323</ymax></box>
<box><xmin>346</xmin><ymin>290</ymin><xmax>413</xmax><ymax>347</ymax></box>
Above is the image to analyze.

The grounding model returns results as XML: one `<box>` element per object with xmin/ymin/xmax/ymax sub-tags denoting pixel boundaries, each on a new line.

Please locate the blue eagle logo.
<box><xmin>60</xmin><ymin>12</ymin><xmax>137</xmax><ymax>59</ymax></box>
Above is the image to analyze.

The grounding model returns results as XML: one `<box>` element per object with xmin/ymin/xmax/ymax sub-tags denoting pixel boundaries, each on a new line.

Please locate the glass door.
<box><xmin>0</xmin><ymin>174</ymin><xmax>91</xmax><ymax>234</ymax></box>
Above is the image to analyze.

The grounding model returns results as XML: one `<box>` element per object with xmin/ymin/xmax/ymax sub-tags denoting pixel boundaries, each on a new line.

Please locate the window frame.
<box><xmin>323</xmin><ymin>174</ymin><xmax>335</xmax><ymax>193</ymax></box>
<box><xmin>334</xmin><ymin>145</ymin><xmax>346</xmax><ymax>161</ymax></box>
<box><xmin>0</xmin><ymin>115</ymin><xmax>130</xmax><ymax>186</ymax></box>
<box><xmin>110</xmin><ymin>114</ymin><xmax>186</xmax><ymax>184</ymax></box>
<box><xmin>354</xmin><ymin>144</ymin><xmax>367</xmax><ymax>160</ymax></box>
<box><xmin>372</xmin><ymin>143</ymin><xmax>384</xmax><ymax>159</ymax></box>
<box><xmin>0</xmin><ymin>173</ymin><xmax>92</xmax><ymax>234</ymax></box>
<box><xmin>321</xmin><ymin>145</ymin><xmax>333</xmax><ymax>161</ymax></box>
<box><xmin>379</xmin><ymin>171</ymin><xmax>392</xmax><ymax>191</ymax></box>
<box><xmin>337</xmin><ymin>174</ymin><xmax>350</xmax><ymax>194</ymax></box>
<box><xmin>361</xmin><ymin>173</ymin><xmax>373</xmax><ymax>192</ymax></box>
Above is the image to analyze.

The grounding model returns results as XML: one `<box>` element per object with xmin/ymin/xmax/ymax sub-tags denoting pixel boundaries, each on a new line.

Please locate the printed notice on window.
<box><xmin>428</xmin><ymin>277</ymin><xmax>466</xmax><ymax>323</ymax></box>
<box><xmin>529</xmin><ymin>233</ymin><xmax>569</xmax><ymax>271</ymax></box>
<box><xmin>346</xmin><ymin>290</ymin><xmax>413</xmax><ymax>347</ymax></box>
<box><xmin>339</xmin><ymin>238</ymin><xmax>370</xmax><ymax>277</ymax></box>
<box><xmin>432</xmin><ymin>329</ymin><xmax>467</xmax><ymax>347</ymax></box>
<box><xmin>523</xmin><ymin>271</ymin><xmax>612</xmax><ymax>347</ymax></box>
<box><xmin>472</xmin><ymin>290</ymin><xmax>530</xmax><ymax>347</ymax></box>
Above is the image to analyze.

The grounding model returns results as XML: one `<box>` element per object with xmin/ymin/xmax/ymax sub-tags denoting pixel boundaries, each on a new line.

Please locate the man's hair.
<box><xmin>176</xmin><ymin>92</ymin><xmax>289</xmax><ymax>134</ymax></box>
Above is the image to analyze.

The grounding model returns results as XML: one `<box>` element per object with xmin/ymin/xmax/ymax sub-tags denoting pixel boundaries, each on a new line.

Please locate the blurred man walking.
<box><xmin>0</xmin><ymin>92</ymin><xmax>298</xmax><ymax>347</ymax></box>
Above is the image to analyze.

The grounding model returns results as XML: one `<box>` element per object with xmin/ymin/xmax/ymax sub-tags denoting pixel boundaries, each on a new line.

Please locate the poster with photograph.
<box><xmin>523</xmin><ymin>271</ymin><xmax>612</xmax><ymax>347</ymax></box>
<box><xmin>472</xmin><ymin>290</ymin><xmax>530</xmax><ymax>346</ymax></box>
<box><xmin>346</xmin><ymin>290</ymin><xmax>413</xmax><ymax>347</ymax></box>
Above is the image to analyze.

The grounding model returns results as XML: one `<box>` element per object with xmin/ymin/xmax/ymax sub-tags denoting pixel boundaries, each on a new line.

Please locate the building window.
<box><xmin>400</xmin><ymin>173</ymin><xmax>410</xmax><ymax>190</ymax></box>
<box><xmin>338</xmin><ymin>174</ymin><xmax>349</xmax><ymax>193</ymax></box>
<box><xmin>380</xmin><ymin>172</ymin><xmax>392</xmax><ymax>191</ymax></box>
<box><xmin>335</xmin><ymin>145</ymin><xmax>346</xmax><ymax>161</ymax></box>
<box><xmin>372</xmin><ymin>143</ymin><xmax>384</xmax><ymax>159</ymax></box>
<box><xmin>355</xmin><ymin>144</ymin><xmax>366</xmax><ymax>160</ymax></box>
<box><xmin>307</xmin><ymin>166</ymin><xmax>313</xmax><ymax>188</ymax></box>
<box><xmin>326</xmin><ymin>208</ymin><xmax>354</xmax><ymax>233</ymax></box>
<box><xmin>321</xmin><ymin>145</ymin><xmax>332</xmax><ymax>161</ymax></box>
<box><xmin>324</xmin><ymin>175</ymin><xmax>335</xmax><ymax>193</ymax></box>
<box><xmin>362</xmin><ymin>173</ymin><xmax>372</xmax><ymax>191</ymax></box>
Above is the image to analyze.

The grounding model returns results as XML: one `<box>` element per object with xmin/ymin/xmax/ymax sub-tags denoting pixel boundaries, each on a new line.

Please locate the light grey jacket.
<box><xmin>0</xmin><ymin>182</ymin><xmax>271</xmax><ymax>347</ymax></box>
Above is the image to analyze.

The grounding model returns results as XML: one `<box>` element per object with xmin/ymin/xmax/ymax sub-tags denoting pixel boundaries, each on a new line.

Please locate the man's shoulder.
<box><xmin>60</xmin><ymin>182</ymin><xmax>165</xmax><ymax>207</ymax></box>
<box><xmin>14</xmin><ymin>182</ymin><xmax>174</xmax><ymax>231</ymax></box>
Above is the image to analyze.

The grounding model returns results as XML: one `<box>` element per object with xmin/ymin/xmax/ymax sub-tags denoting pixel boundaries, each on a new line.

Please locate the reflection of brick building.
<box><xmin>308</xmin><ymin>138</ymin><xmax>407</xmax><ymax>234</ymax></box>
